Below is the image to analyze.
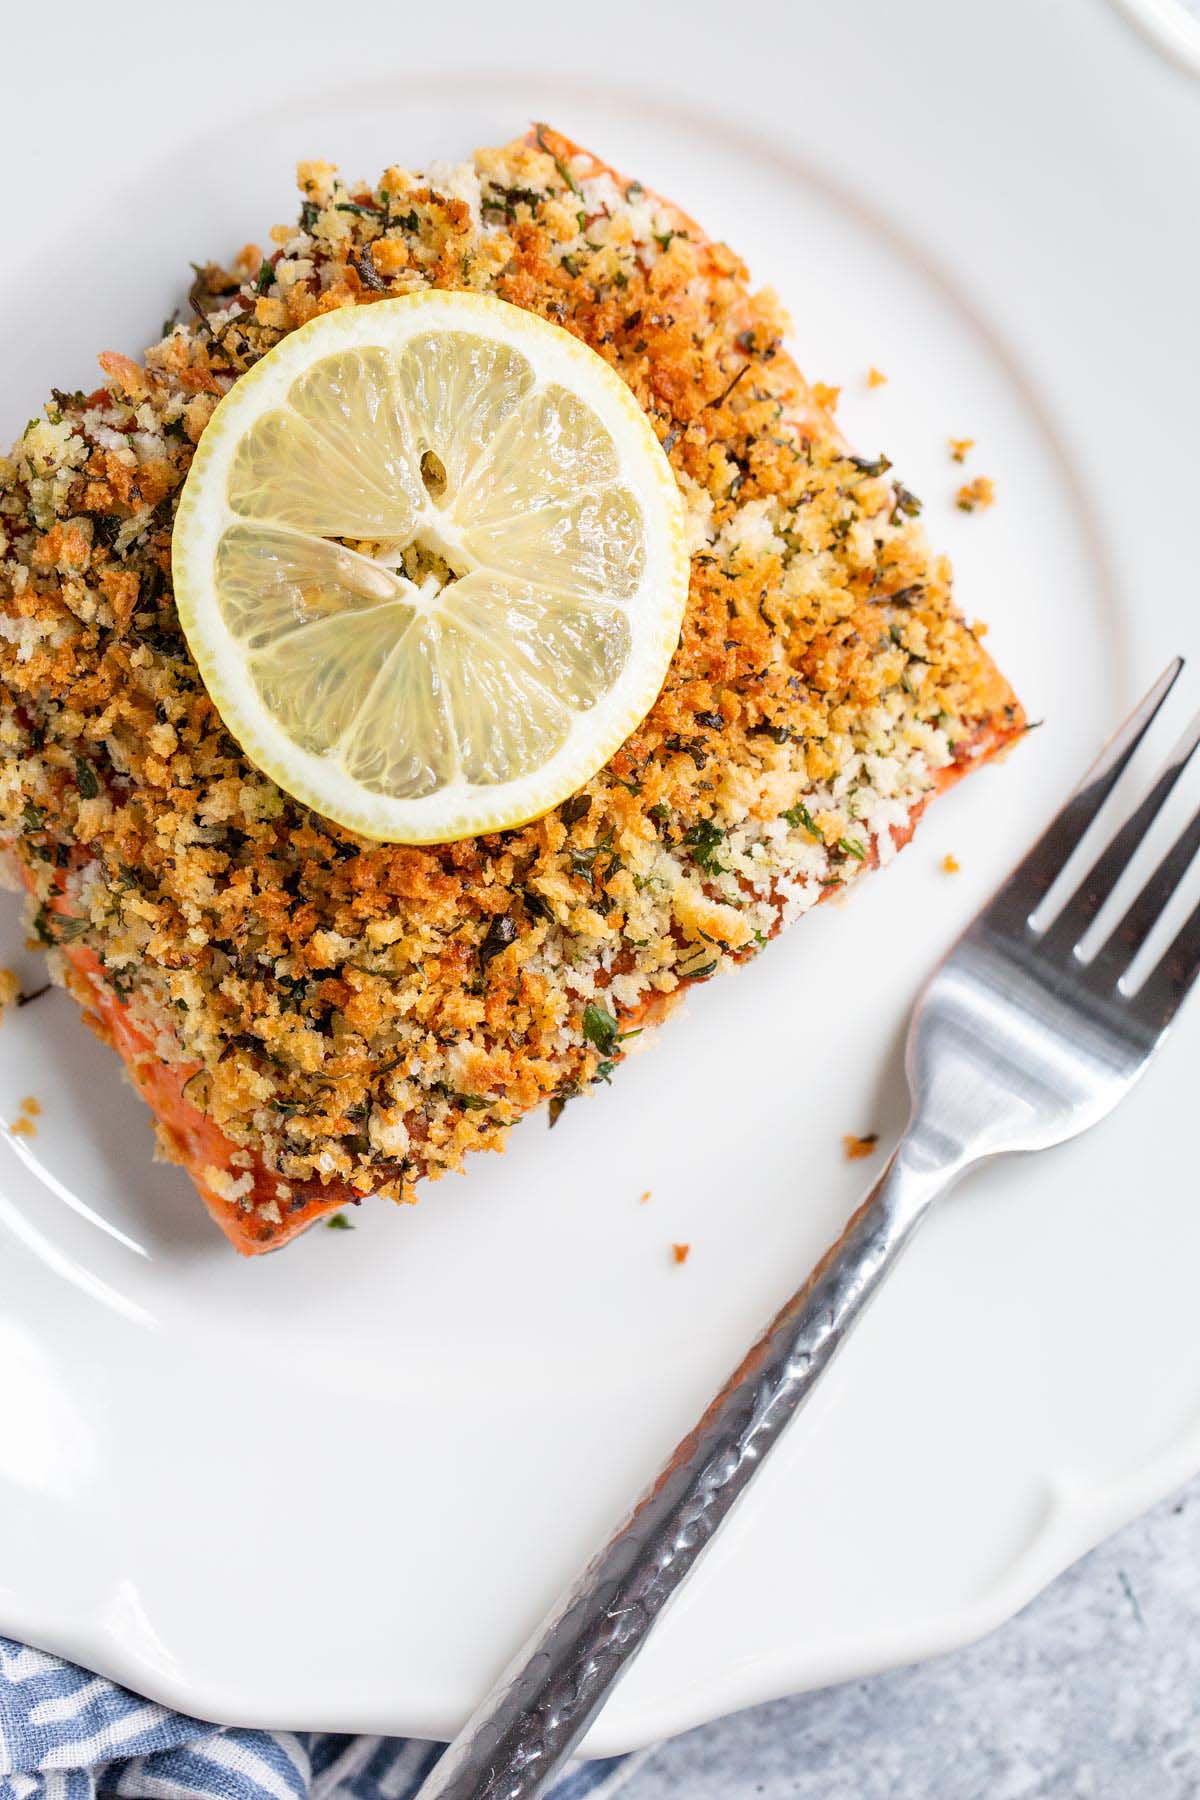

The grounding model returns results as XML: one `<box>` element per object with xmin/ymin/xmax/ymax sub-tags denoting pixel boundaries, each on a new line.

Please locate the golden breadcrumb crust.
<box><xmin>0</xmin><ymin>126</ymin><xmax>1022</xmax><ymax>1244</ymax></box>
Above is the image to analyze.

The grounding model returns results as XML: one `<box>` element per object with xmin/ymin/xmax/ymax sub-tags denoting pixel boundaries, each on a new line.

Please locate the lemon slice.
<box><xmin>172</xmin><ymin>292</ymin><xmax>688</xmax><ymax>842</ymax></box>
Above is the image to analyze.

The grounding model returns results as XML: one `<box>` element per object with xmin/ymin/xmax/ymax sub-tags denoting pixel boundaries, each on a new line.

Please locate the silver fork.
<box><xmin>416</xmin><ymin>660</ymin><xmax>1200</xmax><ymax>1800</ymax></box>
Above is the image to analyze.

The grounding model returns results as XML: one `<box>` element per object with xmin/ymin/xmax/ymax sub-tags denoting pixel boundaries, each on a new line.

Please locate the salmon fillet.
<box><xmin>0</xmin><ymin>126</ymin><xmax>1023</xmax><ymax>1253</ymax></box>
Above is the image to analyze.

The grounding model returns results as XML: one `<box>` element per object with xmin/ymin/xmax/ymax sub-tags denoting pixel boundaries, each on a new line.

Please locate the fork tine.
<box><xmin>1090</xmin><ymin>796</ymin><xmax>1200</xmax><ymax>984</ymax></box>
<box><xmin>990</xmin><ymin>658</ymin><xmax>1182</xmax><ymax>924</ymax></box>
<box><xmin>1128</xmin><ymin>890</ymin><xmax>1200</xmax><ymax>1035</ymax></box>
<box><xmin>1042</xmin><ymin>704</ymin><xmax>1200</xmax><ymax>951</ymax></box>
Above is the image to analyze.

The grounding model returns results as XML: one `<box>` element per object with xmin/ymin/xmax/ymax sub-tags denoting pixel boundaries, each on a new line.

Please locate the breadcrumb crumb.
<box><xmin>867</xmin><ymin>367</ymin><xmax>888</xmax><ymax>389</ymax></box>
<box><xmin>18</xmin><ymin>1096</ymin><xmax>40</xmax><ymax>1116</ymax></box>
<box><xmin>0</xmin><ymin>968</ymin><xmax>19</xmax><ymax>1023</ymax></box>
<box><xmin>671</xmin><ymin>1242</ymin><xmax>690</xmax><ymax>1265</ymax></box>
<box><xmin>942</xmin><ymin>853</ymin><xmax>961</xmax><ymax>874</ymax></box>
<box><xmin>9</xmin><ymin>1116</ymin><xmax>36</xmax><ymax>1138</ymax></box>
<box><xmin>949</xmin><ymin>437</ymin><xmax>975</xmax><ymax>464</ymax></box>
<box><xmin>812</xmin><ymin>382</ymin><xmax>841</xmax><ymax>412</ymax></box>
<box><xmin>956</xmin><ymin>476</ymin><xmax>996</xmax><ymax>513</ymax></box>
<box><xmin>639</xmin><ymin>1190</ymin><xmax>652</xmax><ymax>1205</ymax></box>
<box><xmin>843</xmin><ymin>1132</ymin><xmax>880</xmax><ymax>1160</ymax></box>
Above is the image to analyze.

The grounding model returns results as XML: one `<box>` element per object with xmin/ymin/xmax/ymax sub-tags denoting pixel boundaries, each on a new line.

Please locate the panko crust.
<box><xmin>0</xmin><ymin>126</ymin><xmax>1022</xmax><ymax>1251</ymax></box>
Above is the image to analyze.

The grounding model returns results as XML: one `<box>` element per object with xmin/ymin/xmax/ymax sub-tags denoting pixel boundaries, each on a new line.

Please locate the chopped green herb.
<box><xmin>890</xmin><ymin>483</ymin><xmax>923</xmax><ymax>523</ymax></box>
<box><xmin>783</xmin><ymin>803</ymin><xmax>821</xmax><ymax>838</ymax></box>
<box><xmin>535</xmin><ymin>123</ymin><xmax>583</xmax><ymax>197</ymax></box>
<box><xmin>581</xmin><ymin>1002</ymin><xmax>620</xmax><ymax>1057</ymax></box>
<box><xmin>481</xmin><ymin>184</ymin><xmax>544</xmax><ymax>221</ymax></box>
<box><xmin>559</xmin><ymin>793</ymin><xmax>592</xmax><ymax>828</ymax></box>
<box><xmin>255</xmin><ymin>259</ymin><xmax>274</xmax><ymax>294</ymax></box>
<box><xmin>682</xmin><ymin>958</ymin><xmax>718</xmax><ymax>981</ymax></box>
<box><xmin>299</xmin><ymin>200</ymin><xmax>320</xmax><ymax>233</ymax></box>
<box><xmin>705</xmin><ymin>362</ymin><xmax>750</xmax><ymax>411</ymax></box>
<box><xmin>352</xmin><ymin>246</ymin><xmax>386</xmax><ymax>292</ymax></box>
<box><xmin>663</xmin><ymin>734</ymin><xmax>708</xmax><ymax>770</ymax></box>
<box><xmin>593</xmin><ymin>1060</ymin><xmax>616</xmax><ymax>1084</ymax></box>
<box><xmin>479</xmin><ymin>913</ymin><xmax>518</xmax><ymax>966</ymax></box>
<box><xmin>625</xmin><ymin>180</ymin><xmax>644</xmax><ymax>200</ymax></box>
<box><xmin>548</xmin><ymin>1083</ymin><xmax>580</xmax><ymax>1128</ymax></box>
<box><xmin>21</xmin><ymin>801</ymin><xmax>44</xmax><ymax>833</ymax></box>
<box><xmin>456</xmin><ymin>1094</ymin><xmax>489</xmax><ymax>1111</ymax></box>
<box><xmin>53</xmin><ymin>916</ymin><xmax>91</xmax><ymax>942</ymax></box>
<box><xmin>335</xmin><ymin>200</ymin><xmax>379</xmax><ymax>216</ymax></box>
<box><xmin>849</xmin><ymin>453</ymin><xmax>892</xmax><ymax>478</ymax></box>
<box><xmin>521</xmin><ymin>888</ymin><xmax>554</xmax><ymax>923</ymax></box>
<box><xmin>74</xmin><ymin>758</ymin><xmax>100</xmax><ymax>799</ymax></box>
<box><xmin>108</xmin><ymin>966</ymin><xmax>136</xmax><ymax>1000</ymax></box>
<box><xmin>569</xmin><ymin>836</ymin><xmax>614</xmax><ymax>885</ymax></box>
<box><xmin>683</xmin><ymin>818</ymin><xmax>726</xmax><ymax>873</ymax></box>
<box><xmin>326</xmin><ymin>1213</ymin><xmax>355</xmax><ymax>1230</ymax></box>
<box><xmin>838</xmin><ymin>837</ymin><xmax>867</xmax><ymax>861</ymax></box>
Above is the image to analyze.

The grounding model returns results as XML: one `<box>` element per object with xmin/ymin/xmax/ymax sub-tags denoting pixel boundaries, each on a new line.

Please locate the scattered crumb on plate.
<box><xmin>7</xmin><ymin>1094</ymin><xmax>41</xmax><ymax>1138</ymax></box>
<box><xmin>671</xmin><ymin>1243</ymin><xmax>691</xmax><ymax>1265</ymax></box>
<box><xmin>639</xmin><ymin>1190</ymin><xmax>652</xmax><ymax>1205</ymax></box>
<box><xmin>867</xmin><ymin>367</ymin><xmax>888</xmax><ymax>388</ymax></box>
<box><xmin>956</xmin><ymin>476</ymin><xmax>996</xmax><ymax>513</ymax></box>
<box><xmin>942</xmin><ymin>853</ymin><xmax>961</xmax><ymax>874</ymax></box>
<box><xmin>0</xmin><ymin>969</ymin><xmax>19</xmax><ymax>1022</ymax></box>
<box><xmin>843</xmin><ymin>1133</ymin><xmax>880</xmax><ymax>1160</ymax></box>
<box><xmin>949</xmin><ymin>437</ymin><xmax>975</xmax><ymax>463</ymax></box>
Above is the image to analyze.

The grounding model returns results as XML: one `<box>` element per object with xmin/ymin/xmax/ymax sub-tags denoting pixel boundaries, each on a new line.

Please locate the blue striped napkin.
<box><xmin>0</xmin><ymin>1638</ymin><xmax>651</xmax><ymax>1800</ymax></box>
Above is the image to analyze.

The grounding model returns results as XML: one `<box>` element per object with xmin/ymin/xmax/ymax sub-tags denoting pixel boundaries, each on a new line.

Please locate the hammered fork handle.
<box><xmin>416</xmin><ymin>1137</ymin><xmax>952</xmax><ymax>1800</ymax></box>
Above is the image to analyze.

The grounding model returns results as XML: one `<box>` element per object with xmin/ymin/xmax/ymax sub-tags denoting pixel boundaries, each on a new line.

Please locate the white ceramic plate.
<box><xmin>2</xmin><ymin>0</ymin><xmax>1199</xmax><ymax>1756</ymax></box>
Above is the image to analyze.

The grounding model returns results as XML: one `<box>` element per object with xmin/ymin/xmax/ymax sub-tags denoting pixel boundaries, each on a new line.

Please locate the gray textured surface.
<box><xmin>625</xmin><ymin>1477</ymin><xmax>1200</xmax><ymax>1797</ymax></box>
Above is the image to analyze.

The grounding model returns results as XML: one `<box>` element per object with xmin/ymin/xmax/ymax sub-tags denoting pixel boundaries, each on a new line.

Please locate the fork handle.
<box><xmin>415</xmin><ymin>1140</ymin><xmax>949</xmax><ymax>1800</ymax></box>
